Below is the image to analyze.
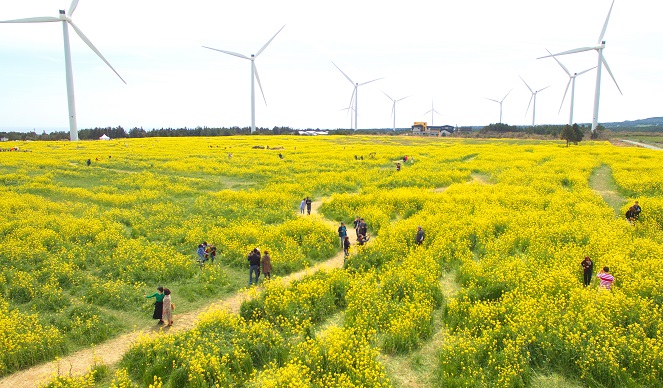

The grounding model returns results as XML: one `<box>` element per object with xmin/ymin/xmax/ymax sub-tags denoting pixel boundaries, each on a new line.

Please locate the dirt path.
<box><xmin>619</xmin><ymin>139</ymin><xmax>663</xmax><ymax>150</ymax></box>
<box><xmin>0</xmin><ymin>200</ymin><xmax>343</xmax><ymax>388</ymax></box>
<box><xmin>380</xmin><ymin>272</ymin><xmax>460</xmax><ymax>387</ymax></box>
<box><xmin>433</xmin><ymin>172</ymin><xmax>490</xmax><ymax>192</ymax></box>
<box><xmin>589</xmin><ymin>165</ymin><xmax>625</xmax><ymax>217</ymax></box>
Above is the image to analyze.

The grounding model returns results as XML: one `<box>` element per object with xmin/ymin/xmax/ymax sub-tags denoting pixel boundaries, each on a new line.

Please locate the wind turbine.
<box><xmin>339</xmin><ymin>105</ymin><xmax>356</xmax><ymax>130</ymax></box>
<box><xmin>383</xmin><ymin>92</ymin><xmax>409</xmax><ymax>131</ymax></box>
<box><xmin>0</xmin><ymin>0</ymin><xmax>126</xmax><ymax>141</ymax></box>
<box><xmin>424</xmin><ymin>100</ymin><xmax>440</xmax><ymax>125</ymax></box>
<box><xmin>544</xmin><ymin>49</ymin><xmax>596</xmax><ymax>125</ymax></box>
<box><xmin>538</xmin><ymin>0</ymin><xmax>621</xmax><ymax>132</ymax></box>
<box><xmin>520</xmin><ymin>76</ymin><xmax>549</xmax><ymax>126</ymax></box>
<box><xmin>203</xmin><ymin>25</ymin><xmax>285</xmax><ymax>134</ymax></box>
<box><xmin>485</xmin><ymin>89</ymin><xmax>512</xmax><ymax>124</ymax></box>
<box><xmin>332</xmin><ymin>62</ymin><xmax>382</xmax><ymax>130</ymax></box>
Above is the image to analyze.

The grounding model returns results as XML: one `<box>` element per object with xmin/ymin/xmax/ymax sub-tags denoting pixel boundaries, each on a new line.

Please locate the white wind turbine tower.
<box><xmin>538</xmin><ymin>0</ymin><xmax>622</xmax><ymax>132</ymax></box>
<box><xmin>333</xmin><ymin>62</ymin><xmax>382</xmax><ymax>130</ymax></box>
<box><xmin>0</xmin><ymin>0</ymin><xmax>126</xmax><ymax>141</ymax></box>
<box><xmin>520</xmin><ymin>76</ymin><xmax>549</xmax><ymax>126</ymax></box>
<box><xmin>424</xmin><ymin>100</ymin><xmax>440</xmax><ymax>125</ymax></box>
<box><xmin>544</xmin><ymin>49</ymin><xmax>595</xmax><ymax>125</ymax></box>
<box><xmin>339</xmin><ymin>106</ymin><xmax>356</xmax><ymax>129</ymax></box>
<box><xmin>485</xmin><ymin>89</ymin><xmax>512</xmax><ymax>124</ymax></box>
<box><xmin>203</xmin><ymin>25</ymin><xmax>285</xmax><ymax>134</ymax></box>
<box><xmin>383</xmin><ymin>92</ymin><xmax>409</xmax><ymax>131</ymax></box>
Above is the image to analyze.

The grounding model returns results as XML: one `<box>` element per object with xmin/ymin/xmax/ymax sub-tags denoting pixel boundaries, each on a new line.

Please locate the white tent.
<box><xmin>99</xmin><ymin>134</ymin><xmax>110</xmax><ymax>140</ymax></box>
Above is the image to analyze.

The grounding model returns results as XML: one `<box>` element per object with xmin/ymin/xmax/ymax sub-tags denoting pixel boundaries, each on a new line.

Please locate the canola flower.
<box><xmin>4</xmin><ymin>136</ymin><xmax>663</xmax><ymax>387</ymax></box>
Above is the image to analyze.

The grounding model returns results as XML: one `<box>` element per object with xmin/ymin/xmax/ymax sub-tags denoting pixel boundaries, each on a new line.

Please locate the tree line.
<box><xmin>0</xmin><ymin>126</ymin><xmax>418</xmax><ymax>141</ymax></box>
<box><xmin>479</xmin><ymin>123</ymin><xmax>605</xmax><ymax>145</ymax></box>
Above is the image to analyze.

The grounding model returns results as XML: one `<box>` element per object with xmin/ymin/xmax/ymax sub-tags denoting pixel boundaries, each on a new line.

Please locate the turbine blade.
<box><xmin>598</xmin><ymin>0</ymin><xmax>615</xmax><ymax>44</ymax></box>
<box><xmin>68</xmin><ymin>0</ymin><xmax>80</xmax><ymax>16</ymax></box>
<box><xmin>391</xmin><ymin>104</ymin><xmax>395</xmax><ymax>118</ymax></box>
<box><xmin>501</xmin><ymin>89</ymin><xmax>512</xmax><ymax>102</ymax></box>
<box><xmin>0</xmin><ymin>16</ymin><xmax>60</xmax><ymax>23</ymax></box>
<box><xmin>358</xmin><ymin>77</ymin><xmax>383</xmax><ymax>86</ymax></box>
<box><xmin>537</xmin><ymin>47</ymin><xmax>594</xmax><ymax>59</ymax></box>
<box><xmin>254</xmin><ymin>65</ymin><xmax>267</xmax><ymax>105</ymax></box>
<box><xmin>601</xmin><ymin>55</ymin><xmax>622</xmax><ymax>95</ymax></box>
<box><xmin>547</xmin><ymin>49</ymin><xmax>571</xmax><ymax>76</ymax></box>
<box><xmin>486</xmin><ymin>98</ymin><xmax>500</xmax><ymax>103</ymax></box>
<box><xmin>433</xmin><ymin>109</ymin><xmax>440</xmax><ymax>114</ymax></box>
<box><xmin>537</xmin><ymin>86</ymin><xmax>550</xmax><ymax>93</ymax></box>
<box><xmin>382</xmin><ymin>91</ymin><xmax>394</xmax><ymax>102</ymax></box>
<box><xmin>348</xmin><ymin>89</ymin><xmax>356</xmax><ymax>110</ymax></box>
<box><xmin>255</xmin><ymin>25</ymin><xmax>285</xmax><ymax>57</ymax></box>
<box><xmin>332</xmin><ymin>62</ymin><xmax>354</xmax><ymax>85</ymax></box>
<box><xmin>519</xmin><ymin>75</ymin><xmax>533</xmax><ymax>93</ymax></box>
<box><xmin>202</xmin><ymin>46</ymin><xmax>250</xmax><ymax>60</ymax></box>
<box><xmin>423</xmin><ymin>109</ymin><xmax>432</xmax><ymax>115</ymax></box>
<box><xmin>69</xmin><ymin>21</ymin><xmax>126</xmax><ymax>84</ymax></box>
<box><xmin>526</xmin><ymin>94</ymin><xmax>534</xmax><ymax>115</ymax></box>
<box><xmin>396</xmin><ymin>96</ymin><xmax>409</xmax><ymax>102</ymax></box>
<box><xmin>559</xmin><ymin>79</ymin><xmax>572</xmax><ymax>114</ymax></box>
<box><xmin>577</xmin><ymin>66</ymin><xmax>597</xmax><ymax>76</ymax></box>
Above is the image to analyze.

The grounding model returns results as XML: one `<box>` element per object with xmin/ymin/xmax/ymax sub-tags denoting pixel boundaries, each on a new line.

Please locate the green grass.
<box><xmin>589</xmin><ymin>164</ymin><xmax>625</xmax><ymax>217</ymax></box>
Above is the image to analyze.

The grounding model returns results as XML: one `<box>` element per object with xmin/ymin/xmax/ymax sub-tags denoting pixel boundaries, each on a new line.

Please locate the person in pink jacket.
<box><xmin>596</xmin><ymin>267</ymin><xmax>615</xmax><ymax>290</ymax></box>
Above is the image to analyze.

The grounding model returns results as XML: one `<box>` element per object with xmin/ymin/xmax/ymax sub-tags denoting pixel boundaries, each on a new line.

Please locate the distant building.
<box><xmin>0</xmin><ymin>137</ymin><xmax>8</xmax><ymax>142</ymax></box>
<box><xmin>411</xmin><ymin>122</ymin><xmax>455</xmax><ymax>137</ymax></box>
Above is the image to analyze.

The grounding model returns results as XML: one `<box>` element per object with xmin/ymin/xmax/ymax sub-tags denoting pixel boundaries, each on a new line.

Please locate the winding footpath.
<box><xmin>0</xmin><ymin>200</ymin><xmax>344</xmax><ymax>388</ymax></box>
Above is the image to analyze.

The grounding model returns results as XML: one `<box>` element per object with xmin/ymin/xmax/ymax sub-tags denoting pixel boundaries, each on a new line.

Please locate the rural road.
<box><xmin>620</xmin><ymin>139</ymin><xmax>663</xmax><ymax>150</ymax></box>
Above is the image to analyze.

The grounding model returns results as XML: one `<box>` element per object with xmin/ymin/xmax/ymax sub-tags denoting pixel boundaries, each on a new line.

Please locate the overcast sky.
<box><xmin>0</xmin><ymin>0</ymin><xmax>660</xmax><ymax>132</ymax></box>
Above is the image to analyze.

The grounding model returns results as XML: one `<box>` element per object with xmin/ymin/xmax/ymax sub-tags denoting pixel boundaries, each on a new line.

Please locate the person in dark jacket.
<box><xmin>248</xmin><ymin>248</ymin><xmax>261</xmax><ymax>285</ymax></box>
<box><xmin>416</xmin><ymin>226</ymin><xmax>425</xmax><ymax>245</ymax></box>
<box><xmin>305</xmin><ymin>197</ymin><xmax>312</xmax><ymax>215</ymax></box>
<box><xmin>343</xmin><ymin>236</ymin><xmax>351</xmax><ymax>257</ymax></box>
<box><xmin>338</xmin><ymin>222</ymin><xmax>347</xmax><ymax>249</ymax></box>
<box><xmin>581</xmin><ymin>256</ymin><xmax>594</xmax><ymax>287</ymax></box>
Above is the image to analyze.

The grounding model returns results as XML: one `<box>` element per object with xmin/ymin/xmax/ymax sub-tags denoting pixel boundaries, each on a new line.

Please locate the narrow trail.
<box><xmin>0</xmin><ymin>200</ymin><xmax>343</xmax><ymax>388</ymax></box>
<box><xmin>380</xmin><ymin>272</ymin><xmax>460</xmax><ymax>387</ymax></box>
<box><xmin>589</xmin><ymin>165</ymin><xmax>625</xmax><ymax>217</ymax></box>
<box><xmin>434</xmin><ymin>172</ymin><xmax>490</xmax><ymax>192</ymax></box>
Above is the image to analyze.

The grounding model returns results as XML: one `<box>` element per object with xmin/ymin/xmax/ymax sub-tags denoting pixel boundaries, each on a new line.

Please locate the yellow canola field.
<box><xmin>3</xmin><ymin>136</ymin><xmax>663</xmax><ymax>387</ymax></box>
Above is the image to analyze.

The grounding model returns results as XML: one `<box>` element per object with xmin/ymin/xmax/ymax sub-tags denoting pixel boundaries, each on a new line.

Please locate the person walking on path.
<box><xmin>338</xmin><ymin>222</ymin><xmax>347</xmax><ymax>249</ymax></box>
<box><xmin>197</xmin><ymin>242</ymin><xmax>208</xmax><ymax>264</ymax></box>
<box><xmin>261</xmin><ymin>250</ymin><xmax>272</xmax><ymax>280</ymax></box>
<box><xmin>305</xmin><ymin>197</ymin><xmax>312</xmax><ymax>215</ymax></box>
<box><xmin>357</xmin><ymin>218</ymin><xmax>368</xmax><ymax>241</ymax></box>
<box><xmin>145</xmin><ymin>286</ymin><xmax>165</xmax><ymax>325</ymax></box>
<box><xmin>597</xmin><ymin>267</ymin><xmax>615</xmax><ymax>290</ymax></box>
<box><xmin>300</xmin><ymin>198</ymin><xmax>306</xmax><ymax>214</ymax></box>
<box><xmin>248</xmin><ymin>248</ymin><xmax>261</xmax><ymax>285</ymax></box>
<box><xmin>581</xmin><ymin>256</ymin><xmax>594</xmax><ymax>287</ymax></box>
<box><xmin>162</xmin><ymin>288</ymin><xmax>174</xmax><ymax>327</ymax></box>
<box><xmin>343</xmin><ymin>236</ymin><xmax>351</xmax><ymax>258</ymax></box>
<box><xmin>416</xmin><ymin>226</ymin><xmax>425</xmax><ymax>245</ymax></box>
<box><xmin>353</xmin><ymin>216</ymin><xmax>361</xmax><ymax>237</ymax></box>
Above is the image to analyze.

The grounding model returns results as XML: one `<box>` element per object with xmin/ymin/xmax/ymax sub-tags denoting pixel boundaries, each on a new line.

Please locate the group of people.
<box><xmin>300</xmin><ymin>197</ymin><xmax>313</xmax><ymax>215</ymax></box>
<box><xmin>338</xmin><ymin>218</ymin><xmax>371</xmax><ymax>257</ymax></box>
<box><xmin>581</xmin><ymin>256</ymin><xmax>615</xmax><ymax>290</ymax></box>
<box><xmin>196</xmin><ymin>242</ymin><xmax>217</xmax><ymax>265</ymax></box>
<box><xmin>145</xmin><ymin>287</ymin><xmax>175</xmax><ymax>326</ymax></box>
<box><xmin>247</xmin><ymin>248</ymin><xmax>272</xmax><ymax>285</ymax></box>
